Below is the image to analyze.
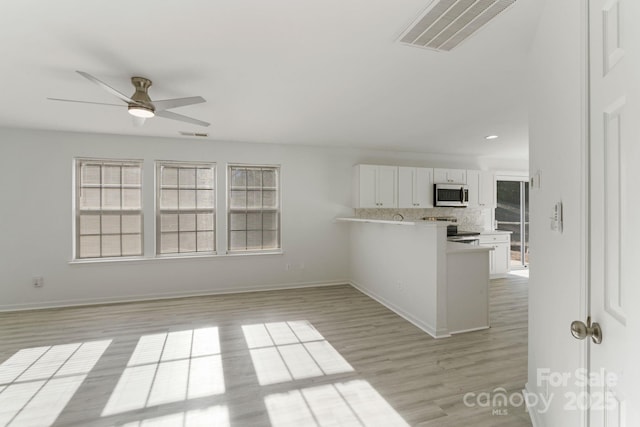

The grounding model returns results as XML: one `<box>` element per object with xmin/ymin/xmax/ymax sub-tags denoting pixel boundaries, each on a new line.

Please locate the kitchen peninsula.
<box><xmin>337</xmin><ymin>217</ymin><xmax>492</xmax><ymax>338</ymax></box>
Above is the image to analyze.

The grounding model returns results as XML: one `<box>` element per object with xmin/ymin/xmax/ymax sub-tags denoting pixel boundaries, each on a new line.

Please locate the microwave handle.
<box><xmin>460</xmin><ymin>187</ymin><xmax>464</xmax><ymax>203</ymax></box>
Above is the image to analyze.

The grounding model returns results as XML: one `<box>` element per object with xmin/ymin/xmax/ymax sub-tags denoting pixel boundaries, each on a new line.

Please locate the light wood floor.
<box><xmin>0</xmin><ymin>275</ymin><xmax>531</xmax><ymax>427</ymax></box>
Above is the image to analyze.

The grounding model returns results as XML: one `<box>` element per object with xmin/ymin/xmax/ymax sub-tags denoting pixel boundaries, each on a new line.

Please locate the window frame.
<box><xmin>155</xmin><ymin>161</ymin><xmax>217</xmax><ymax>256</ymax></box>
<box><xmin>226</xmin><ymin>164</ymin><xmax>281</xmax><ymax>254</ymax></box>
<box><xmin>74</xmin><ymin>158</ymin><xmax>144</xmax><ymax>260</ymax></box>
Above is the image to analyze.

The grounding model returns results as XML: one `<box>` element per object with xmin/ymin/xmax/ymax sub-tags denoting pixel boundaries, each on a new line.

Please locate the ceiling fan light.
<box><xmin>128</xmin><ymin>105</ymin><xmax>155</xmax><ymax>118</ymax></box>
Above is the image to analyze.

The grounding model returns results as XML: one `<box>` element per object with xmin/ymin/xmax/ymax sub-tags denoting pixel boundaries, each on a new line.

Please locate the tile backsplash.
<box><xmin>354</xmin><ymin>207</ymin><xmax>494</xmax><ymax>231</ymax></box>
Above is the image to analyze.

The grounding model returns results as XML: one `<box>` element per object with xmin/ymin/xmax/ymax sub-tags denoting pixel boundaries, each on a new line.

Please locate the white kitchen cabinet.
<box><xmin>398</xmin><ymin>167</ymin><xmax>433</xmax><ymax>208</ymax></box>
<box><xmin>353</xmin><ymin>165</ymin><xmax>397</xmax><ymax>208</ymax></box>
<box><xmin>479</xmin><ymin>232</ymin><xmax>511</xmax><ymax>277</ymax></box>
<box><xmin>433</xmin><ymin>168</ymin><xmax>467</xmax><ymax>184</ymax></box>
<box><xmin>467</xmin><ymin>170</ymin><xmax>496</xmax><ymax>208</ymax></box>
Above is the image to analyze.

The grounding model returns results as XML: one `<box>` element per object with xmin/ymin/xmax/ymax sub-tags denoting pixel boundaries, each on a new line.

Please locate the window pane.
<box><xmin>122</xmin><ymin>166</ymin><xmax>141</xmax><ymax>186</ymax></box>
<box><xmin>179</xmin><ymin>190</ymin><xmax>196</xmax><ymax>209</ymax></box>
<box><xmin>103</xmin><ymin>189</ymin><xmax>121</xmax><ymax>209</ymax></box>
<box><xmin>247</xmin><ymin>169</ymin><xmax>262</xmax><ymax>187</ymax></box>
<box><xmin>82</xmin><ymin>165</ymin><xmax>101</xmax><ymax>185</ymax></box>
<box><xmin>197</xmin><ymin>231</ymin><xmax>214</xmax><ymax>252</ymax></box>
<box><xmin>79</xmin><ymin>215</ymin><xmax>100</xmax><ymax>235</ymax></box>
<box><xmin>79</xmin><ymin>236</ymin><xmax>101</xmax><ymax>258</ymax></box>
<box><xmin>162</xmin><ymin>167</ymin><xmax>178</xmax><ymax>187</ymax></box>
<box><xmin>80</xmin><ymin>188</ymin><xmax>101</xmax><ymax>210</ymax></box>
<box><xmin>230</xmin><ymin>231</ymin><xmax>246</xmax><ymax>250</ymax></box>
<box><xmin>102</xmin><ymin>235</ymin><xmax>121</xmax><ymax>257</ymax></box>
<box><xmin>103</xmin><ymin>166</ymin><xmax>121</xmax><ymax>185</ymax></box>
<box><xmin>231</xmin><ymin>169</ymin><xmax>246</xmax><ymax>188</ymax></box>
<box><xmin>122</xmin><ymin>234</ymin><xmax>142</xmax><ymax>256</ymax></box>
<box><xmin>247</xmin><ymin>191</ymin><xmax>261</xmax><ymax>208</ymax></box>
<box><xmin>179</xmin><ymin>232</ymin><xmax>196</xmax><ymax>252</ymax></box>
<box><xmin>230</xmin><ymin>191</ymin><xmax>246</xmax><ymax>209</ymax></box>
<box><xmin>230</xmin><ymin>213</ymin><xmax>246</xmax><ymax>231</ymax></box>
<box><xmin>197</xmin><ymin>213</ymin><xmax>214</xmax><ymax>231</ymax></box>
<box><xmin>247</xmin><ymin>213</ymin><xmax>261</xmax><ymax>230</ymax></box>
<box><xmin>263</xmin><ymin>190</ymin><xmax>277</xmax><ymax>208</ymax></box>
<box><xmin>161</xmin><ymin>189</ymin><xmax>178</xmax><ymax>209</ymax></box>
<box><xmin>197</xmin><ymin>168</ymin><xmax>214</xmax><ymax>189</ymax></box>
<box><xmin>263</xmin><ymin>230</ymin><xmax>278</xmax><ymax>249</ymax></box>
<box><xmin>122</xmin><ymin>189</ymin><xmax>141</xmax><ymax>210</ymax></box>
<box><xmin>161</xmin><ymin>232</ymin><xmax>178</xmax><ymax>254</ymax></box>
<box><xmin>197</xmin><ymin>189</ymin><xmax>214</xmax><ymax>209</ymax></box>
<box><xmin>247</xmin><ymin>231</ymin><xmax>262</xmax><ymax>250</ymax></box>
<box><xmin>263</xmin><ymin>212</ymin><xmax>278</xmax><ymax>230</ymax></box>
<box><xmin>101</xmin><ymin>215</ymin><xmax>120</xmax><ymax>234</ymax></box>
<box><xmin>179</xmin><ymin>214</ymin><xmax>196</xmax><ymax>232</ymax></box>
<box><xmin>161</xmin><ymin>214</ymin><xmax>178</xmax><ymax>232</ymax></box>
<box><xmin>179</xmin><ymin>168</ymin><xmax>196</xmax><ymax>188</ymax></box>
<box><xmin>122</xmin><ymin>215</ymin><xmax>141</xmax><ymax>234</ymax></box>
<box><xmin>263</xmin><ymin>169</ymin><xmax>276</xmax><ymax>188</ymax></box>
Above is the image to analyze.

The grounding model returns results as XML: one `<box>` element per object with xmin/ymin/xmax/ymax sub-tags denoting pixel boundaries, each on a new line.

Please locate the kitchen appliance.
<box><xmin>447</xmin><ymin>231</ymin><xmax>481</xmax><ymax>245</ymax></box>
<box><xmin>434</xmin><ymin>183</ymin><xmax>469</xmax><ymax>207</ymax></box>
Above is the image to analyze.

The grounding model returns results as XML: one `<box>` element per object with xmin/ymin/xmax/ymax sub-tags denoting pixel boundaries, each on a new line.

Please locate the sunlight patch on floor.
<box><xmin>242</xmin><ymin>321</ymin><xmax>353</xmax><ymax>386</ymax></box>
<box><xmin>265</xmin><ymin>380</ymin><xmax>409</xmax><ymax>427</ymax></box>
<box><xmin>509</xmin><ymin>269</ymin><xmax>529</xmax><ymax>278</ymax></box>
<box><xmin>102</xmin><ymin>327</ymin><xmax>223</xmax><ymax>416</ymax></box>
<box><xmin>0</xmin><ymin>340</ymin><xmax>111</xmax><ymax>427</ymax></box>
<box><xmin>117</xmin><ymin>405</ymin><xmax>229</xmax><ymax>427</ymax></box>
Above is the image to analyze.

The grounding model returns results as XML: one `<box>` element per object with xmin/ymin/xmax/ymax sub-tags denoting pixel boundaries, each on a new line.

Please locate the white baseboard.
<box><xmin>349</xmin><ymin>280</ymin><xmax>450</xmax><ymax>339</ymax></box>
<box><xmin>0</xmin><ymin>280</ymin><xmax>348</xmax><ymax>312</ymax></box>
<box><xmin>524</xmin><ymin>383</ymin><xmax>543</xmax><ymax>427</ymax></box>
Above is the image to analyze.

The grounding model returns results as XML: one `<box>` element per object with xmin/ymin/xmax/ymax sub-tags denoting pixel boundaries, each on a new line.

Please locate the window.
<box><xmin>75</xmin><ymin>159</ymin><xmax>143</xmax><ymax>259</ymax></box>
<box><xmin>228</xmin><ymin>165</ymin><xmax>280</xmax><ymax>252</ymax></box>
<box><xmin>157</xmin><ymin>162</ymin><xmax>215</xmax><ymax>255</ymax></box>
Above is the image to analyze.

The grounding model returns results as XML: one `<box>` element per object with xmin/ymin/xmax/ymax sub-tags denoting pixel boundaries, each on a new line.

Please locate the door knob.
<box><xmin>570</xmin><ymin>316</ymin><xmax>603</xmax><ymax>344</ymax></box>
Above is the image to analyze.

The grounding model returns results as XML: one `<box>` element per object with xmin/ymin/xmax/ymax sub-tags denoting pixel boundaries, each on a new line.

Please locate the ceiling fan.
<box><xmin>48</xmin><ymin>71</ymin><xmax>210</xmax><ymax>127</ymax></box>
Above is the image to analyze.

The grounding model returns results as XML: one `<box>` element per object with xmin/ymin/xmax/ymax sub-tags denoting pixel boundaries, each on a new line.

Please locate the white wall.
<box><xmin>527</xmin><ymin>0</ymin><xmax>586</xmax><ymax>425</ymax></box>
<box><xmin>0</xmin><ymin>127</ymin><xmax>517</xmax><ymax>310</ymax></box>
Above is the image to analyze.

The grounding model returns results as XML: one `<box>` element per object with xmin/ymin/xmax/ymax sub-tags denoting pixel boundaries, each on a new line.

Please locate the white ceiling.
<box><xmin>0</xmin><ymin>0</ymin><xmax>544</xmax><ymax>159</ymax></box>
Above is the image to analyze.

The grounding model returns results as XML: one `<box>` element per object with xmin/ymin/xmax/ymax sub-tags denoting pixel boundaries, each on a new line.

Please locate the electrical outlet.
<box><xmin>33</xmin><ymin>276</ymin><xmax>44</xmax><ymax>288</ymax></box>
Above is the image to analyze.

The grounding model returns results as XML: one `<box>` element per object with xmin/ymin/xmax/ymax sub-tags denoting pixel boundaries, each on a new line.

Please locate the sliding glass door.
<box><xmin>496</xmin><ymin>179</ymin><xmax>529</xmax><ymax>268</ymax></box>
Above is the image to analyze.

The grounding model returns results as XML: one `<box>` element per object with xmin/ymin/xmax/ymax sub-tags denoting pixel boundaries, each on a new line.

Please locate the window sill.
<box><xmin>69</xmin><ymin>250</ymin><xmax>283</xmax><ymax>265</ymax></box>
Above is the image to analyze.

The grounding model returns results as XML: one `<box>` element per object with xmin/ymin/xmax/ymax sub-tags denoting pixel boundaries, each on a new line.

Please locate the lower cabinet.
<box><xmin>479</xmin><ymin>233</ymin><xmax>511</xmax><ymax>277</ymax></box>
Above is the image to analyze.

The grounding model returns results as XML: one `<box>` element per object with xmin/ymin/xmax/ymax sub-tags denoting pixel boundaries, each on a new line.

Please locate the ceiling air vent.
<box><xmin>399</xmin><ymin>0</ymin><xmax>517</xmax><ymax>52</ymax></box>
<box><xmin>179</xmin><ymin>131</ymin><xmax>209</xmax><ymax>137</ymax></box>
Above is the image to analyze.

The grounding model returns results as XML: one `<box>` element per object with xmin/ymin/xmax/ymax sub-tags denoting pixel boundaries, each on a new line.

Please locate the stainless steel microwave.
<box><xmin>434</xmin><ymin>184</ymin><xmax>469</xmax><ymax>207</ymax></box>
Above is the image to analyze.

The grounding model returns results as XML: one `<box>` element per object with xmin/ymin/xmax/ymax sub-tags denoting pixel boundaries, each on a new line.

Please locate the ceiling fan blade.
<box><xmin>132</xmin><ymin>116</ymin><xmax>146</xmax><ymax>127</ymax></box>
<box><xmin>152</xmin><ymin>96</ymin><xmax>206</xmax><ymax>112</ymax></box>
<box><xmin>47</xmin><ymin>97</ymin><xmax>122</xmax><ymax>107</ymax></box>
<box><xmin>76</xmin><ymin>71</ymin><xmax>136</xmax><ymax>105</ymax></box>
<box><xmin>155</xmin><ymin>110</ymin><xmax>210</xmax><ymax>127</ymax></box>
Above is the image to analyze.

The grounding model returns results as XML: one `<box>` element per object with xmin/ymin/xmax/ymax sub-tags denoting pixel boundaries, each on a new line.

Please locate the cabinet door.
<box><xmin>433</xmin><ymin>168</ymin><xmax>449</xmax><ymax>183</ymax></box>
<box><xmin>397</xmin><ymin>167</ymin><xmax>414</xmax><ymax>208</ymax></box>
<box><xmin>493</xmin><ymin>242</ymin><xmax>510</xmax><ymax>274</ymax></box>
<box><xmin>356</xmin><ymin>165</ymin><xmax>378</xmax><ymax>208</ymax></box>
<box><xmin>433</xmin><ymin>168</ymin><xmax>466</xmax><ymax>184</ymax></box>
<box><xmin>467</xmin><ymin>170</ymin><xmax>481</xmax><ymax>207</ymax></box>
<box><xmin>448</xmin><ymin>169</ymin><xmax>467</xmax><ymax>184</ymax></box>
<box><xmin>479</xmin><ymin>171</ymin><xmax>496</xmax><ymax>207</ymax></box>
<box><xmin>377</xmin><ymin>166</ymin><xmax>397</xmax><ymax>208</ymax></box>
<box><xmin>414</xmin><ymin>167</ymin><xmax>433</xmax><ymax>208</ymax></box>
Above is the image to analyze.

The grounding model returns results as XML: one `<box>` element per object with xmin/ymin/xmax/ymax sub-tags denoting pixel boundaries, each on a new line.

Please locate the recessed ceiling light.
<box><xmin>485</xmin><ymin>135</ymin><xmax>499</xmax><ymax>140</ymax></box>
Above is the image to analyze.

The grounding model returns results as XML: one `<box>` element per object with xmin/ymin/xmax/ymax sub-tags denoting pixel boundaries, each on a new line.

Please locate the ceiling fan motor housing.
<box><xmin>128</xmin><ymin>76</ymin><xmax>155</xmax><ymax>114</ymax></box>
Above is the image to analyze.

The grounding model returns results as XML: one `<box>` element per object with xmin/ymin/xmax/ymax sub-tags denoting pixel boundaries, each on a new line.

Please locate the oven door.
<box><xmin>434</xmin><ymin>184</ymin><xmax>469</xmax><ymax>207</ymax></box>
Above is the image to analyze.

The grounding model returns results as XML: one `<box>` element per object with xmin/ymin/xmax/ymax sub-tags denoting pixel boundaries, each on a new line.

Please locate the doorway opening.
<box><xmin>496</xmin><ymin>178</ymin><xmax>529</xmax><ymax>269</ymax></box>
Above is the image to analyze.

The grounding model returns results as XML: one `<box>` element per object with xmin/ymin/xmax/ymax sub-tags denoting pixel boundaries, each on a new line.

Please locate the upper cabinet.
<box><xmin>353</xmin><ymin>165</ymin><xmax>398</xmax><ymax>208</ymax></box>
<box><xmin>467</xmin><ymin>170</ymin><xmax>496</xmax><ymax>208</ymax></box>
<box><xmin>398</xmin><ymin>167</ymin><xmax>434</xmax><ymax>208</ymax></box>
<box><xmin>433</xmin><ymin>168</ymin><xmax>467</xmax><ymax>184</ymax></box>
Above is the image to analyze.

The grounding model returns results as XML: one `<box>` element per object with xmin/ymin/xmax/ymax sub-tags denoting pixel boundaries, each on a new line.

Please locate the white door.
<box><xmin>414</xmin><ymin>167</ymin><xmax>433</xmax><ymax>208</ymax></box>
<box><xmin>357</xmin><ymin>165</ymin><xmax>377</xmax><ymax>208</ymax></box>
<box><xmin>588</xmin><ymin>0</ymin><xmax>640</xmax><ymax>424</ymax></box>
<box><xmin>398</xmin><ymin>167</ymin><xmax>415</xmax><ymax>208</ymax></box>
<box><xmin>377</xmin><ymin>166</ymin><xmax>397</xmax><ymax>208</ymax></box>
